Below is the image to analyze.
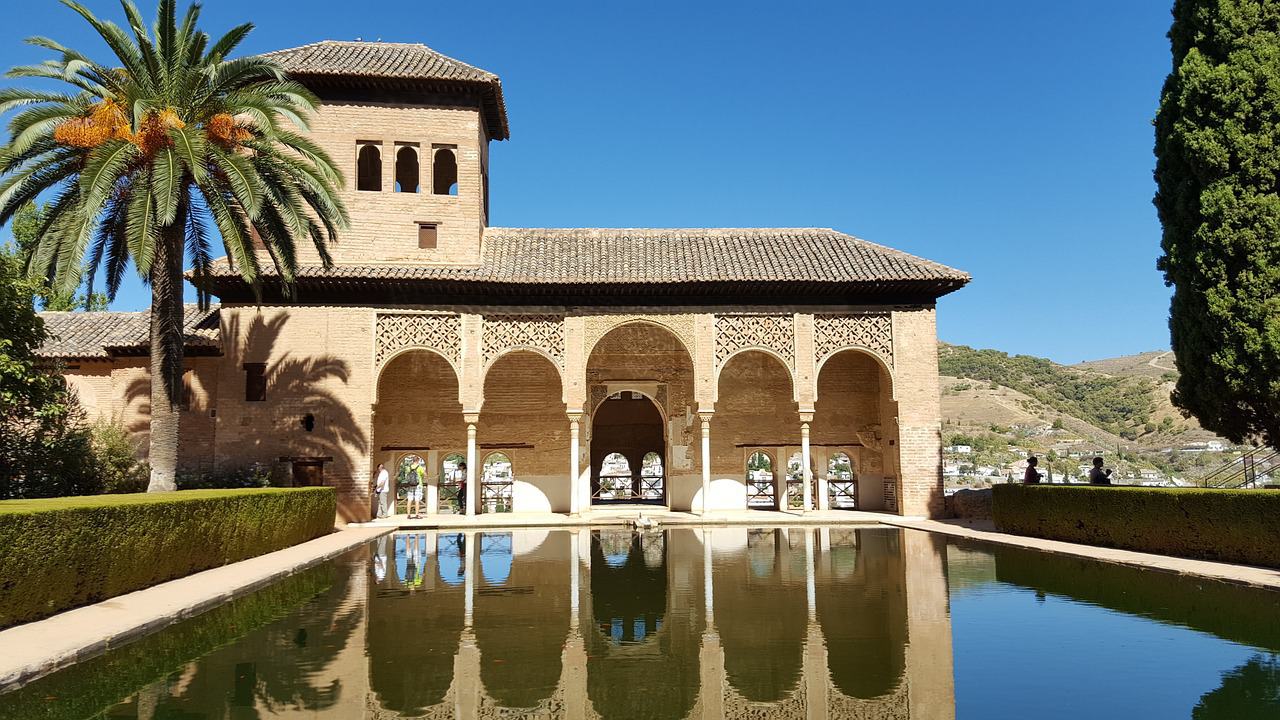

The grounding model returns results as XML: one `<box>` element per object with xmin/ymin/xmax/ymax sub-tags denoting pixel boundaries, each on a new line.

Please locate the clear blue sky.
<box><xmin>0</xmin><ymin>0</ymin><xmax>1176</xmax><ymax>364</ymax></box>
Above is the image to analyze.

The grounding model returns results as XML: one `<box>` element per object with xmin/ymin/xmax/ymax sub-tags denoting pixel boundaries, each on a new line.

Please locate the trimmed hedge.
<box><xmin>992</xmin><ymin>484</ymin><xmax>1280</xmax><ymax>568</ymax></box>
<box><xmin>0</xmin><ymin>488</ymin><xmax>335</xmax><ymax>629</ymax></box>
<box><xmin>0</xmin><ymin>563</ymin><xmax>333</xmax><ymax>718</ymax></box>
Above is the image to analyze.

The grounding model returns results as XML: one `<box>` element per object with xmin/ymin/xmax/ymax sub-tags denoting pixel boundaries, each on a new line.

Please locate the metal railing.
<box><xmin>1199</xmin><ymin>447</ymin><xmax>1280</xmax><ymax>489</ymax></box>
<box><xmin>592</xmin><ymin>475</ymin><xmax>664</xmax><ymax>502</ymax></box>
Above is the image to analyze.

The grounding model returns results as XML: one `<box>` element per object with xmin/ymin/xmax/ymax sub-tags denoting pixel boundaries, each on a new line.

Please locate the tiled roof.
<box><xmin>262</xmin><ymin>40</ymin><xmax>498</xmax><ymax>83</ymax></box>
<box><xmin>261</xmin><ymin>40</ymin><xmax>509</xmax><ymax>140</ymax></box>
<box><xmin>36</xmin><ymin>306</ymin><xmax>221</xmax><ymax>359</ymax></box>
<box><xmin>202</xmin><ymin>228</ymin><xmax>968</xmax><ymax>289</ymax></box>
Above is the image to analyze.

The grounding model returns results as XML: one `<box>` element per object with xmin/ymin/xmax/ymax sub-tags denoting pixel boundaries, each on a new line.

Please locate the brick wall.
<box><xmin>299</xmin><ymin>102</ymin><xmax>488</xmax><ymax>266</ymax></box>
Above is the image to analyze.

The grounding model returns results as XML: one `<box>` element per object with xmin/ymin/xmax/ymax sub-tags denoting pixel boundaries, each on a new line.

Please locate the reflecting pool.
<box><xmin>2</xmin><ymin>527</ymin><xmax>1279</xmax><ymax>719</ymax></box>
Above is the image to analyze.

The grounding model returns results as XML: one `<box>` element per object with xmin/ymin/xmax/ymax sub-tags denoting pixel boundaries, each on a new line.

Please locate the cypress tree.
<box><xmin>1154</xmin><ymin>0</ymin><xmax>1280</xmax><ymax>448</ymax></box>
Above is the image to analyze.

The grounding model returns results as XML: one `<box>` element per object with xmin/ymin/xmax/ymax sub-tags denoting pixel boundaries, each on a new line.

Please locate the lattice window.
<box><xmin>482</xmin><ymin>314</ymin><xmax>565</xmax><ymax>368</ymax></box>
<box><xmin>815</xmin><ymin>313</ymin><xmax>893</xmax><ymax>369</ymax></box>
<box><xmin>715</xmin><ymin>314</ymin><xmax>794</xmax><ymax>369</ymax></box>
<box><xmin>375</xmin><ymin>313</ymin><xmax>461</xmax><ymax>369</ymax></box>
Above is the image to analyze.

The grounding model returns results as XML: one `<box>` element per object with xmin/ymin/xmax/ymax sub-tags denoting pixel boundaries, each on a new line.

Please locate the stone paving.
<box><xmin>0</xmin><ymin>526</ymin><xmax>389</xmax><ymax>692</ymax></box>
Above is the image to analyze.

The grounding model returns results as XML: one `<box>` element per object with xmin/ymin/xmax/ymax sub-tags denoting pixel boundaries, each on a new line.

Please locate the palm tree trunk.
<box><xmin>146</xmin><ymin>222</ymin><xmax>186</xmax><ymax>492</ymax></box>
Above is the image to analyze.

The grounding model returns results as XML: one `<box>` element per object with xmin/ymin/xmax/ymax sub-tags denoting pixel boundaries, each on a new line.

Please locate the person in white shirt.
<box><xmin>374</xmin><ymin>463</ymin><xmax>390</xmax><ymax>518</ymax></box>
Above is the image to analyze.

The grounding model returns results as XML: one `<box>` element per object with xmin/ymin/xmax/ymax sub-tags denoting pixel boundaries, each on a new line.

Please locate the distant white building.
<box><xmin>946</xmin><ymin>445</ymin><xmax>973</xmax><ymax>454</ymax></box>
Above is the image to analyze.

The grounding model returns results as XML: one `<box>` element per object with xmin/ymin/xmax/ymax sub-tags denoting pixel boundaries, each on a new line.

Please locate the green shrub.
<box><xmin>993</xmin><ymin>485</ymin><xmax>1280</xmax><ymax>568</ymax></box>
<box><xmin>91</xmin><ymin>420</ymin><xmax>148</xmax><ymax>494</ymax></box>
<box><xmin>176</xmin><ymin>461</ymin><xmax>287</xmax><ymax>490</ymax></box>
<box><xmin>0</xmin><ymin>488</ymin><xmax>335</xmax><ymax>629</ymax></box>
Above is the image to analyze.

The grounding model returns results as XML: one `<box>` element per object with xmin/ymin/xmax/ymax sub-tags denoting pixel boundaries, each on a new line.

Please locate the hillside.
<box><xmin>937</xmin><ymin>343</ymin><xmax>1237</xmax><ymax>485</ymax></box>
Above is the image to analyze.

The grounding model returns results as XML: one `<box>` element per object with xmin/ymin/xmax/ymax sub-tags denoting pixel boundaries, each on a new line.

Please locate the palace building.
<box><xmin>36</xmin><ymin>40</ymin><xmax>968</xmax><ymax>522</ymax></box>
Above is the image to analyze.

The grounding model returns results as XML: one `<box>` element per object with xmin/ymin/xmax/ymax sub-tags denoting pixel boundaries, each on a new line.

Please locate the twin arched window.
<box><xmin>433</xmin><ymin>147</ymin><xmax>458</xmax><ymax>195</ymax></box>
<box><xmin>395</xmin><ymin>146</ymin><xmax>419</xmax><ymax>193</ymax></box>
<box><xmin>356</xmin><ymin>144</ymin><xmax>381</xmax><ymax>191</ymax></box>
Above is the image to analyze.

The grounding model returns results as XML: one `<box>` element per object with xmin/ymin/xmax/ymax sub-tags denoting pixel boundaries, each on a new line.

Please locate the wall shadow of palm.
<box><xmin>124</xmin><ymin>311</ymin><xmax>368</xmax><ymax>476</ymax></box>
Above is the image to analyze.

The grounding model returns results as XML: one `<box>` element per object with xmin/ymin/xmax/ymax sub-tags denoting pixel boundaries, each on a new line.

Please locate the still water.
<box><xmin>2</xmin><ymin>527</ymin><xmax>1279</xmax><ymax>719</ymax></box>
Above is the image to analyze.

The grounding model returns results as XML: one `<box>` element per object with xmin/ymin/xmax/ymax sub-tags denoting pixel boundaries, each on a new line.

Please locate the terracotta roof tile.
<box><xmin>202</xmin><ymin>228</ymin><xmax>968</xmax><ymax>290</ymax></box>
<box><xmin>261</xmin><ymin>40</ymin><xmax>509</xmax><ymax>140</ymax></box>
<box><xmin>37</xmin><ymin>306</ymin><xmax>221</xmax><ymax>359</ymax></box>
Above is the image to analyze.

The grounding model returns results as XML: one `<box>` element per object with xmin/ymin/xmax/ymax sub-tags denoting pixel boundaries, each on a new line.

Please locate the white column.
<box><xmin>804</xmin><ymin>527</ymin><xmax>816</xmax><ymax>620</ymax></box>
<box><xmin>464</xmin><ymin>531</ymin><xmax>476</xmax><ymax>628</ymax></box>
<box><xmin>465</xmin><ymin>415</ymin><xmax>478</xmax><ymax>517</ymax></box>
<box><xmin>700</xmin><ymin>412</ymin><xmax>713</xmax><ymax>515</ymax></box>
<box><xmin>569</xmin><ymin>413</ymin><xmax>582</xmax><ymax>516</ymax></box>
<box><xmin>702</xmin><ymin>527</ymin><xmax>714</xmax><ymax>626</ymax></box>
<box><xmin>801</xmin><ymin>415</ymin><xmax>813</xmax><ymax>512</ymax></box>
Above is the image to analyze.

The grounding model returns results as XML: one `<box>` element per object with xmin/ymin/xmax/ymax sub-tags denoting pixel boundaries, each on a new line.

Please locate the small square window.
<box><xmin>244</xmin><ymin>363</ymin><xmax>267</xmax><ymax>402</ymax></box>
<box><xmin>418</xmin><ymin>223</ymin><xmax>438</xmax><ymax>249</ymax></box>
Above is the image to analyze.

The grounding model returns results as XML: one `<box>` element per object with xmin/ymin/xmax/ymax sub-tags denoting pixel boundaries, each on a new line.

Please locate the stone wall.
<box><xmin>51</xmin><ymin>304</ymin><xmax>948</xmax><ymax>521</ymax></box>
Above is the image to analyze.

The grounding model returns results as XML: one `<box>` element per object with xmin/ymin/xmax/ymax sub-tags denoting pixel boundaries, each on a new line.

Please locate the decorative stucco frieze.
<box><xmin>814</xmin><ymin>312</ymin><xmax>893</xmax><ymax>369</ymax></box>
<box><xmin>581</xmin><ymin>313</ymin><xmax>698</xmax><ymax>362</ymax></box>
<box><xmin>482</xmin><ymin>314</ymin><xmax>566</xmax><ymax>369</ymax></box>
<box><xmin>714</xmin><ymin>313</ymin><xmax>795</xmax><ymax>370</ymax></box>
<box><xmin>374</xmin><ymin>312</ymin><xmax>462</xmax><ymax>370</ymax></box>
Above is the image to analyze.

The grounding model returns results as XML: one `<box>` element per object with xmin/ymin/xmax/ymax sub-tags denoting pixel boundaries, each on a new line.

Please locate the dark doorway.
<box><xmin>291</xmin><ymin>460</ymin><xmax>324</xmax><ymax>487</ymax></box>
<box><xmin>590</xmin><ymin>393</ymin><xmax>665</xmax><ymax>505</ymax></box>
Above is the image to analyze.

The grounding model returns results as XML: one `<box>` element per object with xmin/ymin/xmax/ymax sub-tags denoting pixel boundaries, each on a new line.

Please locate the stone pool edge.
<box><xmin>0</xmin><ymin>525</ymin><xmax>390</xmax><ymax>693</ymax></box>
<box><xmin>883</xmin><ymin>517</ymin><xmax>1280</xmax><ymax>592</ymax></box>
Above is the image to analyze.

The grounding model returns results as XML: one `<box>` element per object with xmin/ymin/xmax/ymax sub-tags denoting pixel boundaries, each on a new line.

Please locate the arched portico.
<box><xmin>710</xmin><ymin>350</ymin><xmax>799</xmax><ymax>510</ymax></box>
<box><xmin>372</xmin><ymin>349</ymin><xmax>465</xmax><ymax>517</ymax></box>
<box><xmin>585</xmin><ymin>322</ymin><xmax>696</xmax><ymax>510</ymax></box>
<box><xmin>814</xmin><ymin>348</ymin><xmax>899</xmax><ymax>511</ymax></box>
<box><xmin>477</xmin><ymin>351</ymin><xmax>567</xmax><ymax>513</ymax></box>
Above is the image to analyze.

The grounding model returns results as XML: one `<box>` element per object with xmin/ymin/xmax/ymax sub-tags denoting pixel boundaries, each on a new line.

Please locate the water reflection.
<box><xmin>15</xmin><ymin>526</ymin><xmax>1280</xmax><ymax>718</ymax></box>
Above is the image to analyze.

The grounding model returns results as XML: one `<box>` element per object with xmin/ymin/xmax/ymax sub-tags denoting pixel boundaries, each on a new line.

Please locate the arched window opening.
<box><xmin>433</xmin><ymin>147</ymin><xmax>458</xmax><ymax>195</ymax></box>
<box><xmin>440</xmin><ymin>452</ymin><xmax>467</xmax><ymax>514</ymax></box>
<box><xmin>785</xmin><ymin>452</ymin><xmax>817</xmax><ymax>510</ymax></box>
<box><xmin>827</xmin><ymin>452</ymin><xmax>857</xmax><ymax>509</ymax></box>
<box><xmin>746</xmin><ymin>451</ymin><xmax>776</xmax><ymax>509</ymax></box>
<box><xmin>395</xmin><ymin>146</ymin><xmax>419</xmax><ymax>193</ymax></box>
<box><xmin>640</xmin><ymin>452</ymin><xmax>664</xmax><ymax>501</ymax></box>
<box><xmin>597</xmin><ymin>452</ymin><xmax>632</xmax><ymax>501</ymax></box>
<box><xmin>396</xmin><ymin>454</ymin><xmax>427</xmax><ymax>515</ymax></box>
<box><xmin>357</xmin><ymin>144</ymin><xmax>381</xmax><ymax>191</ymax></box>
<box><xmin>481</xmin><ymin>452</ymin><xmax>513</xmax><ymax>513</ymax></box>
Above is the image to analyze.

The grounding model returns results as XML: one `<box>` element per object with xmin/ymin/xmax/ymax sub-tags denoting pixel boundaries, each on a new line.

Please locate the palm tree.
<box><xmin>0</xmin><ymin>0</ymin><xmax>348</xmax><ymax>491</ymax></box>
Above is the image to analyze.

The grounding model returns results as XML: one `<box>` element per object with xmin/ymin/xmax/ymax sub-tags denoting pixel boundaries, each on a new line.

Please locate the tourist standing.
<box><xmin>1023</xmin><ymin>456</ymin><xmax>1042</xmax><ymax>484</ymax></box>
<box><xmin>457</xmin><ymin>461</ymin><xmax>468</xmax><ymax>514</ymax></box>
<box><xmin>406</xmin><ymin>461</ymin><xmax>423</xmax><ymax>519</ymax></box>
<box><xmin>374</xmin><ymin>462</ymin><xmax>390</xmax><ymax>518</ymax></box>
<box><xmin>1088</xmin><ymin>457</ymin><xmax>1113</xmax><ymax>485</ymax></box>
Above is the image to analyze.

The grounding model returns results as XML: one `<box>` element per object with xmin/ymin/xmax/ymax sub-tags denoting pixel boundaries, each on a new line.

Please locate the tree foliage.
<box><xmin>0</xmin><ymin>0</ymin><xmax>348</xmax><ymax>491</ymax></box>
<box><xmin>9</xmin><ymin>201</ymin><xmax>107</xmax><ymax>310</ymax></box>
<box><xmin>1154</xmin><ymin>0</ymin><xmax>1280</xmax><ymax>448</ymax></box>
<box><xmin>0</xmin><ymin>247</ymin><xmax>97</xmax><ymax>498</ymax></box>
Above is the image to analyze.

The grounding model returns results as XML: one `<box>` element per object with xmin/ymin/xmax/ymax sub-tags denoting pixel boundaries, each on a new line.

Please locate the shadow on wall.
<box><xmin>125</xmin><ymin>312</ymin><xmax>368</xmax><ymax>486</ymax></box>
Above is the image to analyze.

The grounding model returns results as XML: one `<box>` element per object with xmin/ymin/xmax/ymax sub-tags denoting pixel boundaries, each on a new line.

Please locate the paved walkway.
<box><xmin>880</xmin><ymin>516</ymin><xmax>1280</xmax><ymax>591</ymax></box>
<box><xmin>355</xmin><ymin>506</ymin><xmax>896</xmax><ymax>529</ymax></box>
<box><xmin>0</xmin><ymin>526</ymin><xmax>388</xmax><ymax>693</ymax></box>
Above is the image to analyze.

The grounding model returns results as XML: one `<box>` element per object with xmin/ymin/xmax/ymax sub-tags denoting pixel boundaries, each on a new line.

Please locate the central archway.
<box><xmin>591</xmin><ymin>393</ymin><xmax>666</xmax><ymax>504</ymax></box>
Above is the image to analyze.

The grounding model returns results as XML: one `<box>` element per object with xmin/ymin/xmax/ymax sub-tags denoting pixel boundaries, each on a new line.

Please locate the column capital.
<box><xmin>799</xmin><ymin>412</ymin><xmax>814</xmax><ymax>424</ymax></box>
<box><xmin>567</xmin><ymin>412</ymin><xmax>584</xmax><ymax>425</ymax></box>
<box><xmin>463</xmin><ymin>412</ymin><xmax>480</xmax><ymax>425</ymax></box>
<box><xmin>698</xmin><ymin>411</ymin><xmax>715</xmax><ymax>424</ymax></box>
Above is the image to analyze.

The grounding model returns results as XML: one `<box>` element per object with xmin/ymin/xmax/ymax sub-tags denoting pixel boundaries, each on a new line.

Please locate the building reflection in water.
<box><xmin>362</xmin><ymin>525</ymin><xmax>955</xmax><ymax>719</ymax></box>
<box><xmin>61</xmin><ymin>526</ymin><xmax>955</xmax><ymax>719</ymax></box>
